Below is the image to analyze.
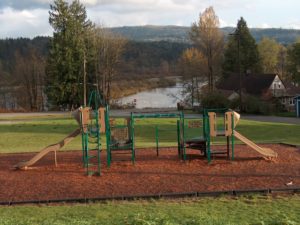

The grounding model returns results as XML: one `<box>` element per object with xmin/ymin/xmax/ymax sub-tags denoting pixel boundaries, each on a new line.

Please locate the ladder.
<box><xmin>83</xmin><ymin>111</ymin><xmax>101</xmax><ymax>176</ymax></box>
<box><xmin>81</xmin><ymin>108</ymin><xmax>101</xmax><ymax>176</ymax></box>
<box><xmin>81</xmin><ymin>90</ymin><xmax>105</xmax><ymax>176</ymax></box>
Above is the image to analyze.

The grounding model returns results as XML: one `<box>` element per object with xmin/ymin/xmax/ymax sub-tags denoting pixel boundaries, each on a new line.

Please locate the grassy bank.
<box><xmin>0</xmin><ymin>195</ymin><xmax>299</xmax><ymax>225</ymax></box>
<box><xmin>0</xmin><ymin>115</ymin><xmax>299</xmax><ymax>153</ymax></box>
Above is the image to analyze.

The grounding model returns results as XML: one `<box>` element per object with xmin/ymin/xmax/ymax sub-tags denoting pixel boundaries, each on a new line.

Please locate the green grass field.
<box><xmin>0</xmin><ymin>115</ymin><xmax>299</xmax><ymax>153</ymax></box>
<box><xmin>0</xmin><ymin>195</ymin><xmax>299</xmax><ymax>225</ymax></box>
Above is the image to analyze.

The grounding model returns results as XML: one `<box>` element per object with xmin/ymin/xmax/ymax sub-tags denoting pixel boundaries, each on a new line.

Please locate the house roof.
<box><xmin>217</xmin><ymin>73</ymin><xmax>277</xmax><ymax>96</ymax></box>
<box><xmin>284</xmin><ymin>83</ymin><xmax>300</xmax><ymax>96</ymax></box>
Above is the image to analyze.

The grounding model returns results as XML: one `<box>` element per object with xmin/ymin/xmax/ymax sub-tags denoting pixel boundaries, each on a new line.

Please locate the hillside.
<box><xmin>109</xmin><ymin>25</ymin><xmax>300</xmax><ymax>45</ymax></box>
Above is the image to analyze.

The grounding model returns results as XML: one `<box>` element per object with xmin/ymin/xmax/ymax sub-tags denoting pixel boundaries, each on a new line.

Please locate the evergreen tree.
<box><xmin>287</xmin><ymin>40</ymin><xmax>300</xmax><ymax>83</ymax></box>
<box><xmin>46</xmin><ymin>0</ymin><xmax>93</xmax><ymax>109</ymax></box>
<box><xmin>223</xmin><ymin>17</ymin><xmax>261</xmax><ymax>76</ymax></box>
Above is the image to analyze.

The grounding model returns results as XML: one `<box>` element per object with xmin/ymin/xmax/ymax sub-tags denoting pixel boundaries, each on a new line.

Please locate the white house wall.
<box><xmin>269</xmin><ymin>75</ymin><xmax>286</xmax><ymax>97</ymax></box>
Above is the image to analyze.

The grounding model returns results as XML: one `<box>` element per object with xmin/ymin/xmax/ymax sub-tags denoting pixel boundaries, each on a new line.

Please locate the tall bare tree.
<box><xmin>190</xmin><ymin>6</ymin><xmax>224</xmax><ymax>92</ymax></box>
<box><xmin>258</xmin><ymin>38</ymin><xmax>287</xmax><ymax>80</ymax></box>
<box><xmin>90</xmin><ymin>28</ymin><xmax>127</xmax><ymax>103</ymax></box>
<box><xmin>178</xmin><ymin>48</ymin><xmax>206</xmax><ymax>104</ymax></box>
<box><xmin>14</xmin><ymin>48</ymin><xmax>45</xmax><ymax>111</ymax></box>
<box><xmin>277</xmin><ymin>45</ymin><xmax>287</xmax><ymax>80</ymax></box>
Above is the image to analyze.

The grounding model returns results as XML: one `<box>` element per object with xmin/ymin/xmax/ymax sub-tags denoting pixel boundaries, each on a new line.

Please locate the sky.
<box><xmin>0</xmin><ymin>0</ymin><xmax>300</xmax><ymax>38</ymax></box>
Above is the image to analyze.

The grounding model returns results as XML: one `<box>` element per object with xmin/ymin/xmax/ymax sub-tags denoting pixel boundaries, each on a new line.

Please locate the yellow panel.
<box><xmin>224</xmin><ymin>112</ymin><xmax>232</xmax><ymax>136</ymax></box>
<box><xmin>98</xmin><ymin>107</ymin><xmax>106</xmax><ymax>133</ymax></box>
<box><xmin>208</xmin><ymin>112</ymin><xmax>217</xmax><ymax>137</ymax></box>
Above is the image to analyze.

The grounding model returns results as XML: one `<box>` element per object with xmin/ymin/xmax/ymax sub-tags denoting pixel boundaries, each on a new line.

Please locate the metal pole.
<box><xmin>177</xmin><ymin>120</ymin><xmax>181</xmax><ymax>156</ymax></box>
<box><xmin>182</xmin><ymin>117</ymin><xmax>186</xmax><ymax>161</ymax></box>
<box><xmin>231</xmin><ymin>112</ymin><xmax>235</xmax><ymax>160</ymax></box>
<box><xmin>155</xmin><ymin>125</ymin><xmax>159</xmax><ymax>156</ymax></box>
<box><xmin>238</xmin><ymin>34</ymin><xmax>242</xmax><ymax>111</ymax></box>
<box><xmin>131</xmin><ymin>113</ymin><xmax>135</xmax><ymax>164</ymax></box>
<box><xmin>105</xmin><ymin>105</ymin><xmax>111</xmax><ymax>167</ymax></box>
<box><xmin>83</xmin><ymin>52</ymin><xmax>87</xmax><ymax>107</ymax></box>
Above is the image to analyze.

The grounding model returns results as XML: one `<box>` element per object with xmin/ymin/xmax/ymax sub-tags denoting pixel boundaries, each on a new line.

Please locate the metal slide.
<box><xmin>234</xmin><ymin>131</ymin><xmax>277</xmax><ymax>158</ymax></box>
<box><xmin>14</xmin><ymin>129</ymin><xmax>81</xmax><ymax>169</ymax></box>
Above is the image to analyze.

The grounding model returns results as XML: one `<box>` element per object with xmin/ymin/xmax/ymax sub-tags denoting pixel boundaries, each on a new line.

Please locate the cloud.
<box><xmin>0</xmin><ymin>0</ymin><xmax>51</xmax><ymax>10</ymax></box>
<box><xmin>0</xmin><ymin>7</ymin><xmax>51</xmax><ymax>38</ymax></box>
<box><xmin>259</xmin><ymin>23</ymin><xmax>271</xmax><ymax>29</ymax></box>
<box><xmin>0</xmin><ymin>0</ymin><xmax>299</xmax><ymax>38</ymax></box>
<box><xmin>0</xmin><ymin>0</ymin><xmax>253</xmax><ymax>11</ymax></box>
<box><xmin>219</xmin><ymin>18</ymin><xmax>235</xmax><ymax>28</ymax></box>
<box><xmin>284</xmin><ymin>20</ymin><xmax>300</xmax><ymax>29</ymax></box>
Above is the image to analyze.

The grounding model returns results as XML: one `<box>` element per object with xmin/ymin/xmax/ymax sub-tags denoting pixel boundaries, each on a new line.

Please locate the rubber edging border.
<box><xmin>0</xmin><ymin>187</ymin><xmax>300</xmax><ymax>206</ymax></box>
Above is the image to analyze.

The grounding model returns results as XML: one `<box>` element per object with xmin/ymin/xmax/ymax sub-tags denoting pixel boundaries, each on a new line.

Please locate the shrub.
<box><xmin>200</xmin><ymin>91</ymin><xmax>230</xmax><ymax>109</ymax></box>
<box><xmin>242</xmin><ymin>95</ymin><xmax>279</xmax><ymax>114</ymax></box>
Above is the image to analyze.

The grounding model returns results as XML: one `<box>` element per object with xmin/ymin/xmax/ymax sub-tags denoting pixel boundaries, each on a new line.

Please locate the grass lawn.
<box><xmin>0</xmin><ymin>115</ymin><xmax>299</xmax><ymax>153</ymax></box>
<box><xmin>0</xmin><ymin>195</ymin><xmax>299</xmax><ymax>225</ymax></box>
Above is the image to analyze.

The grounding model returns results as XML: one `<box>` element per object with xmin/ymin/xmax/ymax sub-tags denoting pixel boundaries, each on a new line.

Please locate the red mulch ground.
<box><xmin>0</xmin><ymin>144</ymin><xmax>299</xmax><ymax>202</ymax></box>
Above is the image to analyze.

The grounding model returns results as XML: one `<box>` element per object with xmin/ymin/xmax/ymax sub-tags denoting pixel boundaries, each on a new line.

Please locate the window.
<box><xmin>289</xmin><ymin>98</ymin><xmax>295</xmax><ymax>105</ymax></box>
<box><xmin>282</xmin><ymin>98</ymin><xmax>286</xmax><ymax>104</ymax></box>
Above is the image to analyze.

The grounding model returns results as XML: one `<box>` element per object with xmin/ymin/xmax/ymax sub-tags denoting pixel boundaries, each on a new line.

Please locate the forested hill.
<box><xmin>108</xmin><ymin>25</ymin><xmax>300</xmax><ymax>45</ymax></box>
<box><xmin>1</xmin><ymin>26</ymin><xmax>300</xmax><ymax>79</ymax></box>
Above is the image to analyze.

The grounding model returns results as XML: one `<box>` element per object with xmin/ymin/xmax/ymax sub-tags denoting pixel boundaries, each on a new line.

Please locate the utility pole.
<box><xmin>83</xmin><ymin>51</ymin><xmax>87</xmax><ymax>107</ymax></box>
<box><xmin>237</xmin><ymin>33</ymin><xmax>242</xmax><ymax>111</ymax></box>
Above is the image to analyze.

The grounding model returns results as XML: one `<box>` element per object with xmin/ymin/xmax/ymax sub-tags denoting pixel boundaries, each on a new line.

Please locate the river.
<box><xmin>119</xmin><ymin>82</ymin><xmax>184</xmax><ymax>109</ymax></box>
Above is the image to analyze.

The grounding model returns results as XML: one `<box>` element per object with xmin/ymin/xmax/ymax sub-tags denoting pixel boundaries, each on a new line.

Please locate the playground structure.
<box><xmin>78</xmin><ymin>90</ymin><xmax>106</xmax><ymax>176</ymax></box>
<box><xmin>104</xmin><ymin>106</ymin><xmax>277</xmax><ymax>166</ymax></box>
<box><xmin>14</xmin><ymin>90</ymin><xmax>105</xmax><ymax>176</ymax></box>
<box><xmin>14</xmin><ymin>128</ymin><xmax>81</xmax><ymax>169</ymax></box>
<box><xmin>104</xmin><ymin>105</ymin><xmax>134</xmax><ymax>167</ymax></box>
<box><xmin>178</xmin><ymin>108</ymin><xmax>277</xmax><ymax>162</ymax></box>
<box><xmin>14</xmin><ymin>90</ymin><xmax>277</xmax><ymax>174</ymax></box>
<box><xmin>104</xmin><ymin>105</ymin><xmax>184</xmax><ymax>166</ymax></box>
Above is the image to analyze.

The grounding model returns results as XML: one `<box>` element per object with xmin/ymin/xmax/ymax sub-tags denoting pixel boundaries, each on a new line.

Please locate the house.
<box><xmin>278</xmin><ymin>83</ymin><xmax>300</xmax><ymax>112</ymax></box>
<box><xmin>217</xmin><ymin>73</ymin><xmax>286</xmax><ymax>100</ymax></box>
<box><xmin>216</xmin><ymin>73</ymin><xmax>300</xmax><ymax>111</ymax></box>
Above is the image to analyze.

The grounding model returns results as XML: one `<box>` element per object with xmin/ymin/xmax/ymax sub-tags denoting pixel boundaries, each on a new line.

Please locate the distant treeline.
<box><xmin>109</xmin><ymin>25</ymin><xmax>300</xmax><ymax>45</ymax></box>
<box><xmin>1</xmin><ymin>25</ymin><xmax>300</xmax><ymax>77</ymax></box>
<box><xmin>0</xmin><ymin>37</ymin><xmax>190</xmax><ymax>79</ymax></box>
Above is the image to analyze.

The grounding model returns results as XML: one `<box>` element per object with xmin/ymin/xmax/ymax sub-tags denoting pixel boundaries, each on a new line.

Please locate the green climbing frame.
<box><xmin>80</xmin><ymin>90</ymin><xmax>105</xmax><ymax>176</ymax></box>
<box><xmin>105</xmin><ymin>105</ymin><xmax>134</xmax><ymax>167</ymax></box>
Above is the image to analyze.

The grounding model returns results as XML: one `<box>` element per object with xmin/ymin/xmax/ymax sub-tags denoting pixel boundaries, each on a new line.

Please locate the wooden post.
<box><xmin>54</xmin><ymin>150</ymin><xmax>57</xmax><ymax>167</ymax></box>
<box><xmin>226</xmin><ymin>136</ymin><xmax>230</xmax><ymax>160</ymax></box>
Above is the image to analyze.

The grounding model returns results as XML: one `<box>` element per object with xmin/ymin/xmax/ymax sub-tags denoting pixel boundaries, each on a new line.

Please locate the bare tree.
<box><xmin>276</xmin><ymin>45</ymin><xmax>287</xmax><ymax>80</ymax></box>
<box><xmin>190</xmin><ymin>6</ymin><xmax>224</xmax><ymax>92</ymax></box>
<box><xmin>91</xmin><ymin>28</ymin><xmax>127</xmax><ymax>103</ymax></box>
<box><xmin>14</xmin><ymin>48</ymin><xmax>45</xmax><ymax>111</ymax></box>
<box><xmin>178</xmin><ymin>48</ymin><xmax>206</xmax><ymax>104</ymax></box>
